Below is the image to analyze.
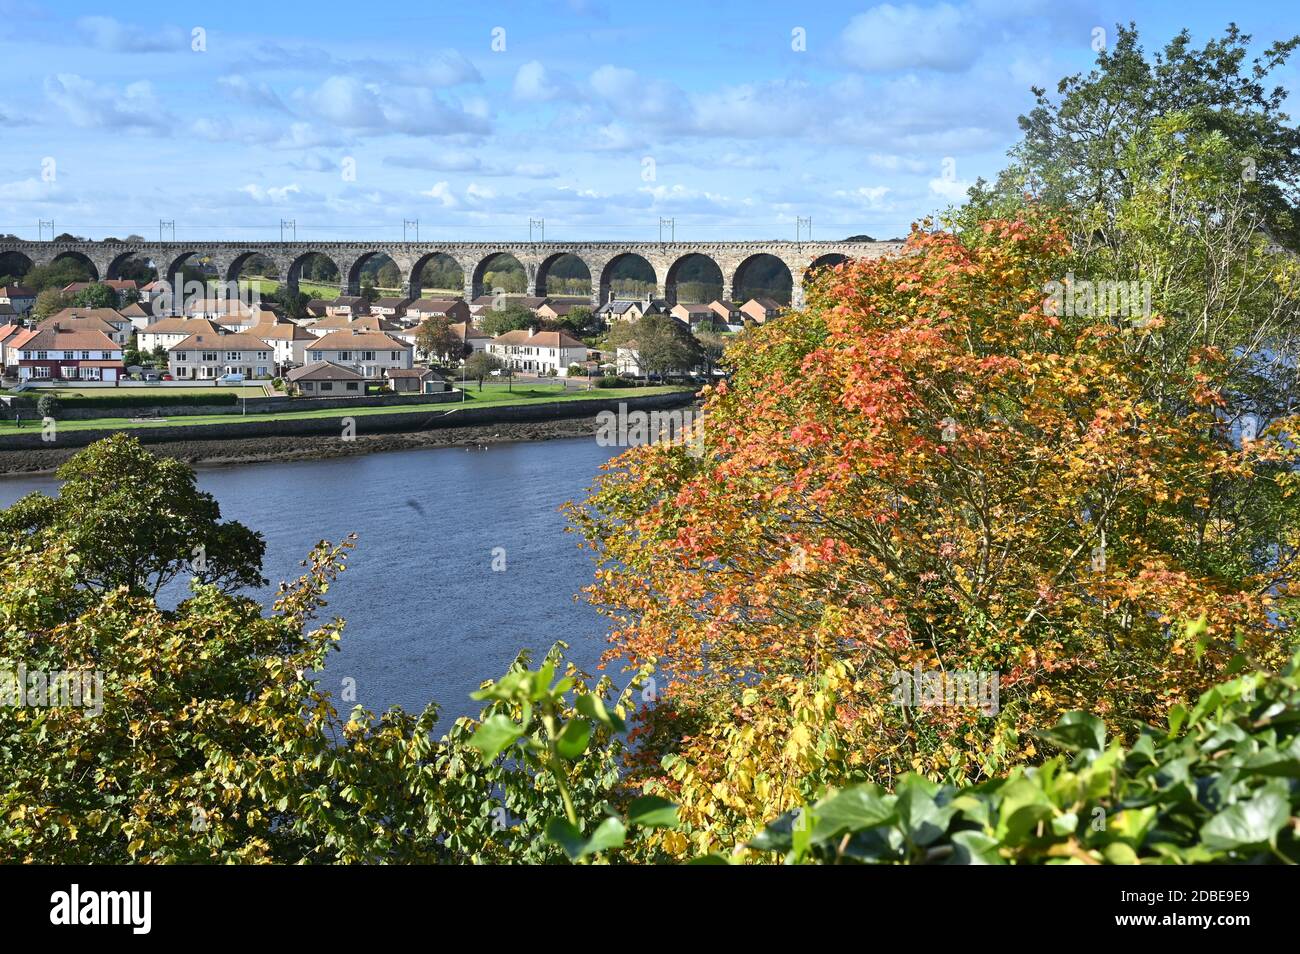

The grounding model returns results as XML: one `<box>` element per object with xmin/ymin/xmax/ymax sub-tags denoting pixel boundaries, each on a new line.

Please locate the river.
<box><xmin>0</xmin><ymin>437</ymin><xmax>622</xmax><ymax>723</ymax></box>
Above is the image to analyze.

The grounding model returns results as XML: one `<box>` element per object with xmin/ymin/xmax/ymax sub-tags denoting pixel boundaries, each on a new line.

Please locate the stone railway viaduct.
<box><xmin>0</xmin><ymin>239</ymin><xmax>904</xmax><ymax>308</ymax></box>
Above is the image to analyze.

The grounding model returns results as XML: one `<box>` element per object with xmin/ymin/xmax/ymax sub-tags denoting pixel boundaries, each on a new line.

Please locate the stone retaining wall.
<box><xmin>0</xmin><ymin>391</ymin><xmax>697</xmax><ymax>451</ymax></box>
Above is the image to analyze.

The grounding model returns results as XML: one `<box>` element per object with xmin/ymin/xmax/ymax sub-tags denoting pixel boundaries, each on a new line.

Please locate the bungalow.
<box><xmin>707</xmin><ymin>299</ymin><xmax>744</xmax><ymax>325</ymax></box>
<box><xmin>740</xmin><ymin>297</ymin><xmax>783</xmax><ymax>324</ymax></box>
<box><xmin>250</xmin><ymin>321</ymin><xmax>316</xmax><ymax>369</ymax></box>
<box><xmin>136</xmin><ymin>318</ymin><xmax>224</xmax><ymax>354</ymax></box>
<box><xmin>487</xmin><ymin>329</ymin><xmax>587</xmax><ymax>377</ymax></box>
<box><xmin>13</xmin><ymin>327</ymin><xmax>124</xmax><ymax>382</ymax></box>
<box><xmin>167</xmin><ymin>331</ymin><xmax>274</xmax><ymax>381</ymax></box>
<box><xmin>535</xmin><ymin>299</ymin><xmax>590</xmax><ymax>322</ymax></box>
<box><xmin>286</xmin><ymin>361</ymin><xmax>371</xmax><ymax>396</ymax></box>
<box><xmin>0</xmin><ymin>284</ymin><xmax>36</xmax><ymax>316</ymax></box>
<box><xmin>469</xmin><ymin>294</ymin><xmax>548</xmax><ymax>319</ymax></box>
<box><xmin>305</xmin><ymin>331</ymin><xmax>414</xmax><ymax>378</ymax></box>
<box><xmin>385</xmin><ymin>367</ymin><xmax>448</xmax><ymax>394</ymax></box>
<box><xmin>0</xmin><ymin>303</ymin><xmax>16</xmax><ymax>324</ymax></box>
<box><xmin>669</xmin><ymin>302</ymin><xmax>715</xmax><ymax>328</ymax></box>
<box><xmin>370</xmin><ymin>297</ymin><xmax>413</xmax><ymax>319</ymax></box>
<box><xmin>405</xmin><ymin>298</ymin><xmax>471</xmax><ymax>325</ymax></box>
<box><xmin>325</xmin><ymin>297</ymin><xmax>369</xmax><ymax>318</ymax></box>
<box><xmin>62</xmin><ymin>280</ymin><xmax>138</xmax><ymax>305</ymax></box>
<box><xmin>595</xmin><ymin>299</ymin><xmax>642</xmax><ymax>323</ymax></box>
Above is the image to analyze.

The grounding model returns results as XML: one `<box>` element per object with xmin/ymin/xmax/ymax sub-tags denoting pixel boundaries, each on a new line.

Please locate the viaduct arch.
<box><xmin>0</xmin><ymin>239</ymin><xmax>903</xmax><ymax>309</ymax></box>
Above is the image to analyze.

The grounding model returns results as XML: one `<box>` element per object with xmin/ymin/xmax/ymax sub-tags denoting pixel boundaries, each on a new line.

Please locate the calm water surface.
<box><xmin>0</xmin><ymin>438</ymin><xmax>621</xmax><ymax>722</ymax></box>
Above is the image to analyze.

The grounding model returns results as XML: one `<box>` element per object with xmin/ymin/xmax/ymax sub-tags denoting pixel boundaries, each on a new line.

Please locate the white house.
<box><xmin>487</xmin><ymin>329</ymin><xmax>587</xmax><ymax>376</ymax></box>
<box><xmin>137</xmin><ymin>318</ymin><xmax>224</xmax><ymax>354</ymax></box>
<box><xmin>0</xmin><ymin>285</ymin><xmax>36</xmax><ymax>316</ymax></box>
<box><xmin>305</xmin><ymin>331</ymin><xmax>413</xmax><ymax>378</ymax></box>
<box><xmin>168</xmin><ymin>331</ymin><xmax>274</xmax><ymax>381</ymax></box>
<box><xmin>250</xmin><ymin>321</ymin><xmax>316</xmax><ymax>370</ymax></box>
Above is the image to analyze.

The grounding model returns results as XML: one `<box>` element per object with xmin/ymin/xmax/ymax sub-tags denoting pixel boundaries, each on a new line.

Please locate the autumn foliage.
<box><xmin>569</xmin><ymin>212</ymin><xmax>1300</xmax><ymax>855</ymax></box>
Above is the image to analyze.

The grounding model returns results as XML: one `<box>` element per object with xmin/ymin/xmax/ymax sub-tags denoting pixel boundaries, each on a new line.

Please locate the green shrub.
<box><xmin>594</xmin><ymin>375</ymin><xmax>634</xmax><ymax>389</ymax></box>
<box><xmin>743</xmin><ymin>650</ymin><xmax>1300</xmax><ymax>864</ymax></box>
<box><xmin>36</xmin><ymin>394</ymin><xmax>62</xmax><ymax>419</ymax></box>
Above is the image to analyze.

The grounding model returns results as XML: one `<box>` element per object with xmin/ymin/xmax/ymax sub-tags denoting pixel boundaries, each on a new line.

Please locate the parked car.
<box><xmin>161</xmin><ymin>373</ymin><xmax>173</xmax><ymax>381</ymax></box>
<box><xmin>216</xmin><ymin>373</ymin><xmax>244</xmax><ymax>386</ymax></box>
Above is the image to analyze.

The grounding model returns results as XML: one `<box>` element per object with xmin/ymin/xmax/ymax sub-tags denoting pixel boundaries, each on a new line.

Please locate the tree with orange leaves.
<box><xmin>567</xmin><ymin>209</ymin><xmax>1300</xmax><ymax>856</ymax></box>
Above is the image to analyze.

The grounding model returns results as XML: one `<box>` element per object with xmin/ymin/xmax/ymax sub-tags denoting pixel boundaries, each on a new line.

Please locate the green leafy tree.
<box><xmin>31</xmin><ymin>289</ymin><xmax>73</xmax><ymax>320</ymax></box>
<box><xmin>0</xmin><ymin>435</ymin><xmax>266</xmax><ymax>598</ymax></box>
<box><xmin>462</xmin><ymin>351</ymin><xmax>505</xmax><ymax>390</ymax></box>
<box><xmin>414</xmin><ymin>315</ymin><xmax>464</xmax><ymax>364</ymax></box>
<box><xmin>73</xmin><ymin>284</ymin><xmax>118</xmax><ymax>309</ymax></box>
<box><xmin>977</xmin><ymin>24</ymin><xmax>1300</xmax><ymax>246</ymax></box>
<box><xmin>480</xmin><ymin>303</ymin><xmax>534</xmax><ymax>337</ymax></box>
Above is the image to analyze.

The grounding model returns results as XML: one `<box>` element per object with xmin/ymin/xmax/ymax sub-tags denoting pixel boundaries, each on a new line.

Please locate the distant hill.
<box><xmin>842</xmin><ymin>234</ymin><xmax>876</xmax><ymax>242</ymax></box>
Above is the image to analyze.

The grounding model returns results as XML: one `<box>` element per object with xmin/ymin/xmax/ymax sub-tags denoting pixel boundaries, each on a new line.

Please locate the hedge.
<box><xmin>15</xmin><ymin>393</ymin><xmax>240</xmax><ymax>410</ymax></box>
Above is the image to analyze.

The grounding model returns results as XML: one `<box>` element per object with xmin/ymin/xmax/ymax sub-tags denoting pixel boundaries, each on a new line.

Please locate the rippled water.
<box><xmin>0</xmin><ymin>438</ymin><xmax>622</xmax><ymax>722</ymax></box>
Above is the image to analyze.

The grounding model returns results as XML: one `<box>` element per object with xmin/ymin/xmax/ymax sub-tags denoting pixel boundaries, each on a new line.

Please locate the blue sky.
<box><xmin>1</xmin><ymin>0</ymin><xmax>1297</xmax><ymax>242</ymax></box>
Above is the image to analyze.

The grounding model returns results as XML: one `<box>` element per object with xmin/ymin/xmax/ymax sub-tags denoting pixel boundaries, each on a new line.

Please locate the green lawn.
<box><xmin>0</xmin><ymin>386</ymin><xmax>692</xmax><ymax>436</ymax></box>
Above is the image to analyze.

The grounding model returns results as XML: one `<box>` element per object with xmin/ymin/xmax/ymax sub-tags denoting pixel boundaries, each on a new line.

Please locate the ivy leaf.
<box><xmin>946</xmin><ymin>830</ymin><xmax>1004</xmax><ymax>865</ymax></box>
<box><xmin>1200</xmin><ymin>786</ymin><xmax>1290</xmax><ymax>851</ymax></box>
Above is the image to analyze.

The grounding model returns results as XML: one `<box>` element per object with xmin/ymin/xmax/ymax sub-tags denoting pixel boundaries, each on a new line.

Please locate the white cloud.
<box><xmin>513</xmin><ymin>61</ymin><xmax>561</xmax><ymax>102</ymax></box>
<box><xmin>76</xmin><ymin>16</ymin><xmax>185</xmax><ymax>53</ymax></box>
<box><xmin>420</xmin><ymin>181</ymin><xmax>458</xmax><ymax>207</ymax></box>
<box><xmin>238</xmin><ymin>183</ymin><xmax>302</xmax><ymax>203</ymax></box>
<box><xmin>218</xmin><ymin>75</ymin><xmax>287</xmax><ymax>112</ymax></box>
<box><xmin>44</xmin><ymin>74</ymin><xmax>170</xmax><ymax>130</ymax></box>
<box><xmin>929</xmin><ymin>176</ymin><xmax>972</xmax><ymax>201</ymax></box>
<box><xmin>840</xmin><ymin>3</ymin><xmax>983</xmax><ymax>73</ymax></box>
<box><xmin>296</xmin><ymin>75</ymin><xmax>489</xmax><ymax>136</ymax></box>
<box><xmin>0</xmin><ymin>178</ymin><xmax>54</xmax><ymax>201</ymax></box>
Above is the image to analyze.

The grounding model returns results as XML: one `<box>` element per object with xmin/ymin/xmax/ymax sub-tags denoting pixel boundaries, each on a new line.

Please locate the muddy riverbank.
<box><xmin>0</xmin><ymin>414</ymin><xmax>614</xmax><ymax>475</ymax></box>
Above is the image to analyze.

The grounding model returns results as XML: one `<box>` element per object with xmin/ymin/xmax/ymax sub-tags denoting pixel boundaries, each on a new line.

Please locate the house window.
<box><xmin>391</xmin><ymin>351</ymin><xmax>401</xmax><ymax>360</ymax></box>
<box><xmin>63</xmin><ymin>351</ymin><xmax>74</xmax><ymax>360</ymax></box>
<box><xmin>320</xmin><ymin>382</ymin><xmax>334</xmax><ymax>391</ymax></box>
<box><xmin>202</xmin><ymin>352</ymin><xmax>217</xmax><ymax>362</ymax></box>
<box><xmin>80</xmin><ymin>351</ymin><xmax>91</xmax><ymax>360</ymax></box>
<box><xmin>361</xmin><ymin>351</ymin><xmax>375</xmax><ymax>361</ymax></box>
<box><xmin>175</xmin><ymin>352</ymin><xmax>188</xmax><ymax>362</ymax></box>
<box><xmin>225</xmin><ymin>351</ymin><xmax>240</xmax><ymax>361</ymax></box>
<box><xmin>35</xmin><ymin>351</ymin><xmax>47</xmax><ymax>360</ymax></box>
<box><xmin>346</xmin><ymin>382</ymin><xmax>358</xmax><ymax>391</ymax></box>
<box><xmin>33</xmin><ymin>366</ymin><xmax>50</xmax><ymax>378</ymax></box>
